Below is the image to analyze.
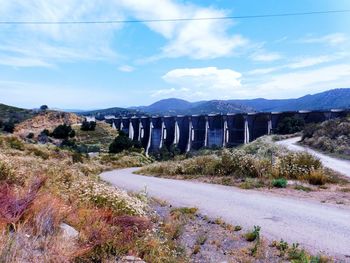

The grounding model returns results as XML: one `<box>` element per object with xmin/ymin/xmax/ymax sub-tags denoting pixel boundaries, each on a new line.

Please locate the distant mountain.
<box><xmin>75</xmin><ymin>88</ymin><xmax>350</xmax><ymax>117</ymax></box>
<box><xmin>231</xmin><ymin>88</ymin><xmax>350</xmax><ymax>112</ymax></box>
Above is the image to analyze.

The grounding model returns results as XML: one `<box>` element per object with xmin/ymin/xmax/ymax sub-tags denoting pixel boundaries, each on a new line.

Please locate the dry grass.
<box><xmin>0</xmin><ymin>134</ymin><xmax>184</xmax><ymax>262</ymax></box>
<box><xmin>139</xmin><ymin>137</ymin><xmax>340</xmax><ymax>188</ymax></box>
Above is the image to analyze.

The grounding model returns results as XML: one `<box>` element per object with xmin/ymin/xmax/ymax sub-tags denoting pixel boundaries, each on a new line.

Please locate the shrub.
<box><xmin>51</xmin><ymin>124</ymin><xmax>75</xmax><ymax>139</ymax></box>
<box><xmin>3</xmin><ymin>122</ymin><xmax>15</xmax><ymax>133</ymax></box>
<box><xmin>278</xmin><ymin>152</ymin><xmax>322</xmax><ymax>180</ymax></box>
<box><xmin>26</xmin><ymin>132</ymin><xmax>34</xmax><ymax>139</ymax></box>
<box><xmin>307</xmin><ymin>169</ymin><xmax>327</xmax><ymax>185</ymax></box>
<box><xmin>272</xmin><ymin>178</ymin><xmax>287</xmax><ymax>188</ymax></box>
<box><xmin>81</xmin><ymin>121</ymin><xmax>96</xmax><ymax>131</ymax></box>
<box><xmin>0</xmin><ymin>161</ymin><xmax>14</xmax><ymax>183</ymax></box>
<box><xmin>109</xmin><ymin>131</ymin><xmax>142</xmax><ymax>154</ymax></box>
<box><xmin>6</xmin><ymin>137</ymin><xmax>25</xmax><ymax>150</ymax></box>
<box><xmin>245</xmin><ymin>225</ymin><xmax>261</xmax><ymax>242</ymax></box>
<box><xmin>276</xmin><ymin>116</ymin><xmax>305</xmax><ymax>135</ymax></box>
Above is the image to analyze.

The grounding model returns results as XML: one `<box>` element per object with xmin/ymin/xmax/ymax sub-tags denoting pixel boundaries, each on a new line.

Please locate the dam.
<box><xmin>103</xmin><ymin>109</ymin><xmax>349</xmax><ymax>155</ymax></box>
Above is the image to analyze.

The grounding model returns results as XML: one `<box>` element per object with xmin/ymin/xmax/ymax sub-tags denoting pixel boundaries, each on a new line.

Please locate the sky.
<box><xmin>0</xmin><ymin>0</ymin><xmax>350</xmax><ymax>109</ymax></box>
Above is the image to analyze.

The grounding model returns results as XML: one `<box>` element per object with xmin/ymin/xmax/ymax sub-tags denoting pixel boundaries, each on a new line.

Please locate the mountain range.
<box><xmin>81</xmin><ymin>88</ymin><xmax>350</xmax><ymax>117</ymax></box>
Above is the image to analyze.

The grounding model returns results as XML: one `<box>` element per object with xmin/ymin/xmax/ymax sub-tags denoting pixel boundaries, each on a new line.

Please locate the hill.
<box><xmin>133</xmin><ymin>88</ymin><xmax>350</xmax><ymax>115</ymax></box>
<box><xmin>14</xmin><ymin>111</ymin><xmax>83</xmax><ymax>138</ymax></box>
<box><xmin>130</xmin><ymin>98</ymin><xmax>253</xmax><ymax>115</ymax></box>
<box><xmin>74</xmin><ymin>88</ymin><xmax>350</xmax><ymax>117</ymax></box>
<box><xmin>0</xmin><ymin>103</ymin><xmax>35</xmax><ymax>124</ymax></box>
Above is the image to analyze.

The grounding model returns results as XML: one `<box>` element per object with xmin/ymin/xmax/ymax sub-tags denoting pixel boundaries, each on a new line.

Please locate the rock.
<box><xmin>117</xmin><ymin>256</ymin><xmax>146</xmax><ymax>263</ymax></box>
<box><xmin>60</xmin><ymin>223</ymin><xmax>79</xmax><ymax>239</ymax></box>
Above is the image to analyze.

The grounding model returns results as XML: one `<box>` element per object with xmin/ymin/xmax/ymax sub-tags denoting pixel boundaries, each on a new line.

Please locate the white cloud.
<box><xmin>0</xmin><ymin>0</ymin><xmax>248</xmax><ymax>67</ymax></box>
<box><xmin>0</xmin><ymin>0</ymin><xmax>122</xmax><ymax>67</ymax></box>
<box><xmin>119</xmin><ymin>0</ymin><xmax>247</xmax><ymax>59</ymax></box>
<box><xmin>255</xmin><ymin>64</ymin><xmax>350</xmax><ymax>98</ymax></box>
<box><xmin>154</xmin><ymin>67</ymin><xmax>242</xmax><ymax>100</ymax></box>
<box><xmin>118</xmin><ymin>65</ymin><xmax>135</xmax><ymax>72</ymax></box>
<box><xmin>251</xmin><ymin>52</ymin><xmax>282</xmax><ymax>62</ymax></box>
<box><xmin>288</xmin><ymin>56</ymin><xmax>334</xmax><ymax>69</ymax></box>
<box><xmin>301</xmin><ymin>33</ymin><xmax>348</xmax><ymax>46</ymax></box>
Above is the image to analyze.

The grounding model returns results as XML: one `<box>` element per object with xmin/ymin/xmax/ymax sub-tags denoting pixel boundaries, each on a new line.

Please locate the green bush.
<box><xmin>3</xmin><ymin>121</ymin><xmax>15</xmax><ymax>133</ymax></box>
<box><xmin>276</xmin><ymin>116</ymin><xmax>305</xmax><ymax>135</ymax></box>
<box><xmin>109</xmin><ymin>131</ymin><xmax>142</xmax><ymax>154</ymax></box>
<box><xmin>51</xmin><ymin>124</ymin><xmax>75</xmax><ymax>139</ymax></box>
<box><xmin>81</xmin><ymin>121</ymin><xmax>97</xmax><ymax>131</ymax></box>
<box><xmin>245</xmin><ymin>225</ymin><xmax>261</xmax><ymax>242</ymax></box>
<box><xmin>272</xmin><ymin>178</ymin><xmax>287</xmax><ymax>188</ymax></box>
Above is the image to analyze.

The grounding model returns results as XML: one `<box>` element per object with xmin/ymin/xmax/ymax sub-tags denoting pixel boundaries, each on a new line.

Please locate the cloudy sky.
<box><xmin>0</xmin><ymin>0</ymin><xmax>350</xmax><ymax>109</ymax></box>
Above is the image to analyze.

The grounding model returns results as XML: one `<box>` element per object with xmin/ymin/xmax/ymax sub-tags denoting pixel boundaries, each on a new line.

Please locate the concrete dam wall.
<box><xmin>104</xmin><ymin>109</ymin><xmax>349</xmax><ymax>155</ymax></box>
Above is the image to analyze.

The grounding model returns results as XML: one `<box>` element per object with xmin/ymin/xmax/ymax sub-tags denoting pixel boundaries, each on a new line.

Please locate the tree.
<box><xmin>276</xmin><ymin>117</ymin><xmax>305</xmax><ymax>135</ymax></box>
<box><xmin>40</xmin><ymin>105</ymin><xmax>48</xmax><ymax>111</ymax></box>
<box><xmin>81</xmin><ymin>121</ymin><xmax>96</xmax><ymax>131</ymax></box>
<box><xmin>51</xmin><ymin>124</ymin><xmax>75</xmax><ymax>139</ymax></box>
<box><xmin>3</xmin><ymin>122</ymin><xmax>15</xmax><ymax>133</ymax></box>
<box><xmin>109</xmin><ymin>131</ymin><xmax>141</xmax><ymax>153</ymax></box>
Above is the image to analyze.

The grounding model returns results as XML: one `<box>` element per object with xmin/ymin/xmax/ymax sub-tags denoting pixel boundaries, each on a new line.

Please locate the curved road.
<box><xmin>276</xmin><ymin>137</ymin><xmax>350</xmax><ymax>178</ymax></box>
<box><xmin>101</xmin><ymin>168</ymin><xmax>350</xmax><ymax>258</ymax></box>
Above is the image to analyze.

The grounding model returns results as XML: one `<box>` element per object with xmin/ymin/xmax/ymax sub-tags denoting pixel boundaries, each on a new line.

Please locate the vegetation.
<box><xmin>138</xmin><ymin>137</ymin><xmax>336</xmax><ymax>187</ymax></box>
<box><xmin>80</xmin><ymin>120</ymin><xmax>96</xmax><ymax>131</ymax></box>
<box><xmin>0</xmin><ymin>103</ymin><xmax>35</xmax><ymax>133</ymax></box>
<box><xmin>301</xmin><ymin>116</ymin><xmax>350</xmax><ymax>159</ymax></box>
<box><xmin>276</xmin><ymin>116</ymin><xmax>305</xmax><ymax>135</ymax></box>
<box><xmin>272</xmin><ymin>178</ymin><xmax>287</xmax><ymax>188</ymax></box>
<box><xmin>109</xmin><ymin>131</ymin><xmax>142</xmax><ymax>154</ymax></box>
<box><xmin>0</xmin><ymin>134</ymin><xmax>186</xmax><ymax>262</ymax></box>
<box><xmin>51</xmin><ymin>124</ymin><xmax>76</xmax><ymax>139</ymax></box>
<box><xmin>74</xmin><ymin>121</ymin><xmax>117</xmax><ymax>153</ymax></box>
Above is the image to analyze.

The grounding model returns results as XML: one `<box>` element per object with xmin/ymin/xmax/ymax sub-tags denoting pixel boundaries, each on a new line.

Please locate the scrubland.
<box><xmin>301</xmin><ymin>117</ymin><xmax>350</xmax><ymax>159</ymax></box>
<box><xmin>138</xmin><ymin>137</ymin><xmax>349</xmax><ymax>206</ymax></box>
<box><xmin>0</xmin><ymin>134</ymin><xmax>186</xmax><ymax>262</ymax></box>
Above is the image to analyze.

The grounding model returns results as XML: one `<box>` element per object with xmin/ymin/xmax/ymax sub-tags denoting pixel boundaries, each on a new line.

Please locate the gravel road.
<box><xmin>101</xmin><ymin>168</ymin><xmax>350</xmax><ymax>258</ymax></box>
<box><xmin>276</xmin><ymin>137</ymin><xmax>350</xmax><ymax>178</ymax></box>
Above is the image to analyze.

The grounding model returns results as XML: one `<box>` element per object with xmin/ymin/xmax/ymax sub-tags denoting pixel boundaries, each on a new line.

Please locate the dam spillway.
<box><xmin>103</xmin><ymin>109</ymin><xmax>349</xmax><ymax>155</ymax></box>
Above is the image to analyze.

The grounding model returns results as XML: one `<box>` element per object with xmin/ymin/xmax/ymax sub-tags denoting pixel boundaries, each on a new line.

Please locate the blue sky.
<box><xmin>0</xmin><ymin>0</ymin><xmax>350</xmax><ymax>109</ymax></box>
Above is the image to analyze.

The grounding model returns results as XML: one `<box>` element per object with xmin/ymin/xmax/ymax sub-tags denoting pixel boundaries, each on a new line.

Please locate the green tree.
<box><xmin>3</xmin><ymin>122</ymin><xmax>15</xmax><ymax>133</ymax></box>
<box><xmin>276</xmin><ymin>117</ymin><xmax>305</xmax><ymax>135</ymax></box>
<box><xmin>51</xmin><ymin>124</ymin><xmax>75</xmax><ymax>139</ymax></box>
<box><xmin>109</xmin><ymin>131</ymin><xmax>141</xmax><ymax>153</ymax></box>
<box><xmin>81</xmin><ymin>120</ymin><xmax>96</xmax><ymax>131</ymax></box>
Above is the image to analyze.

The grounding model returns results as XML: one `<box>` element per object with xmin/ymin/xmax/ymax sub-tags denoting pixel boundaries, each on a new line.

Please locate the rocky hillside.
<box><xmin>14</xmin><ymin>111</ymin><xmax>83</xmax><ymax>138</ymax></box>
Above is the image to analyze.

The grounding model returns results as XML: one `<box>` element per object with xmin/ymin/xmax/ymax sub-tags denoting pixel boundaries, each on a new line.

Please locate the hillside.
<box><xmin>14</xmin><ymin>111</ymin><xmax>83</xmax><ymax>138</ymax></box>
<box><xmin>0</xmin><ymin>103</ymin><xmax>35</xmax><ymax>123</ymax></box>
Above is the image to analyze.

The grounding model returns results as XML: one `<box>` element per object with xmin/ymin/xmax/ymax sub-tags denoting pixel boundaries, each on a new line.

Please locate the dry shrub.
<box><xmin>277</xmin><ymin>152</ymin><xmax>322</xmax><ymax>180</ymax></box>
<box><xmin>23</xmin><ymin>193</ymin><xmax>70</xmax><ymax>236</ymax></box>
<box><xmin>0</xmin><ymin>160</ymin><xmax>15</xmax><ymax>183</ymax></box>
<box><xmin>308</xmin><ymin>169</ymin><xmax>327</xmax><ymax>185</ymax></box>
<box><xmin>0</xmin><ymin>177</ymin><xmax>46</xmax><ymax>225</ymax></box>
